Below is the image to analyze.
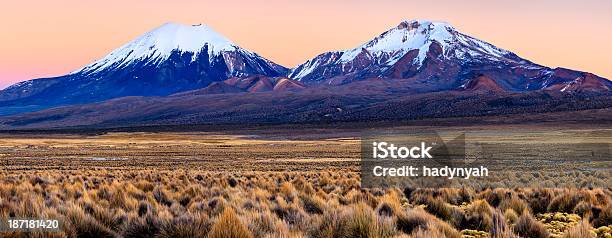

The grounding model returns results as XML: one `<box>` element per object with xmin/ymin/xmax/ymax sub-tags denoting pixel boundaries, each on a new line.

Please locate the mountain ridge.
<box><xmin>0</xmin><ymin>19</ymin><xmax>610</xmax><ymax>121</ymax></box>
<box><xmin>1</xmin><ymin>87</ymin><xmax>609</xmax><ymax>129</ymax></box>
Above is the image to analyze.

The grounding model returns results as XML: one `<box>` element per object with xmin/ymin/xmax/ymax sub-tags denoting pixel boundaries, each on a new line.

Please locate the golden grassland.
<box><xmin>0</xmin><ymin>129</ymin><xmax>610</xmax><ymax>238</ymax></box>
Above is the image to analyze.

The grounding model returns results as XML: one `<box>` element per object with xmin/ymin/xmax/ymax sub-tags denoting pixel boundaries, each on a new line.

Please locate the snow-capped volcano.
<box><xmin>289</xmin><ymin>20</ymin><xmax>527</xmax><ymax>82</ymax></box>
<box><xmin>0</xmin><ymin>22</ymin><xmax>287</xmax><ymax>114</ymax></box>
<box><xmin>338</xmin><ymin>20</ymin><xmax>513</xmax><ymax>67</ymax></box>
<box><xmin>76</xmin><ymin>22</ymin><xmax>283</xmax><ymax>76</ymax></box>
<box><xmin>77</xmin><ymin>23</ymin><xmax>238</xmax><ymax>74</ymax></box>
<box><xmin>288</xmin><ymin>20</ymin><xmax>610</xmax><ymax>93</ymax></box>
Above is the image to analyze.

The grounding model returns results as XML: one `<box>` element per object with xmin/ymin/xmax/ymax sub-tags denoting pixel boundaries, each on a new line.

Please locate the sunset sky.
<box><xmin>1</xmin><ymin>0</ymin><xmax>611</xmax><ymax>89</ymax></box>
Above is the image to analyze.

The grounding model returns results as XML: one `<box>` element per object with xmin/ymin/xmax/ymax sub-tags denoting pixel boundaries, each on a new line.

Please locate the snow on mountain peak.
<box><xmin>76</xmin><ymin>22</ymin><xmax>239</xmax><ymax>74</ymax></box>
<box><xmin>150</xmin><ymin>22</ymin><xmax>236</xmax><ymax>54</ymax></box>
<box><xmin>338</xmin><ymin>20</ymin><xmax>453</xmax><ymax>64</ymax></box>
<box><xmin>288</xmin><ymin>19</ymin><xmax>522</xmax><ymax>81</ymax></box>
<box><xmin>338</xmin><ymin>19</ymin><xmax>511</xmax><ymax>66</ymax></box>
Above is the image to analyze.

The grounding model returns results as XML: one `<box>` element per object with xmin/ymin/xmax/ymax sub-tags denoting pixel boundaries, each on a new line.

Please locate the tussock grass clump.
<box><xmin>81</xmin><ymin>201</ymin><xmax>124</xmax><ymax>231</ymax></box>
<box><xmin>416</xmin><ymin>195</ymin><xmax>460</xmax><ymax>223</ymax></box>
<box><xmin>206</xmin><ymin>196</ymin><xmax>227</xmax><ymax>217</ymax></box>
<box><xmin>122</xmin><ymin>215</ymin><xmax>162</xmax><ymax>238</ymax></box>
<box><xmin>504</xmin><ymin>208</ymin><xmax>519</xmax><ymax>224</ymax></box>
<box><xmin>247</xmin><ymin>210</ymin><xmax>289</xmax><ymax>237</ymax></box>
<box><xmin>64</xmin><ymin>204</ymin><xmax>117</xmax><ymax>238</ymax></box>
<box><xmin>208</xmin><ymin>207</ymin><xmax>253</xmax><ymax>238</ymax></box>
<box><xmin>439</xmin><ymin>187</ymin><xmax>474</xmax><ymax>205</ymax></box>
<box><xmin>279</xmin><ymin>182</ymin><xmax>297</xmax><ymax>202</ymax></box>
<box><xmin>525</xmin><ymin>188</ymin><xmax>554</xmax><ymax>214</ymax></box>
<box><xmin>272</xmin><ymin>203</ymin><xmax>306</xmax><ymax>227</ymax></box>
<box><xmin>499</xmin><ymin>195</ymin><xmax>529</xmax><ymax>215</ymax></box>
<box><xmin>396</xmin><ymin>208</ymin><xmax>461</xmax><ymax>238</ymax></box>
<box><xmin>345</xmin><ymin>189</ymin><xmax>379</xmax><ymax>208</ymax></box>
<box><xmin>548</xmin><ymin>192</ymin><xmax>581</xmax><ymax>213</ymax></box>
<box><xmin>411</xmin><ymin>225</ymin><xmax>445</xmax><ymax>238</ymax></box>
<box><xmin>376</xmin><ymin>189</ymin><xmax>403</xmax><ymax>218</ymax></box>
<box><xmin>309</xmin><ymin>210</ymin><xmax>348</xmax><ymax>238</ymax></box>
<box><xmin>561</xmin><ymin>220</ymin><xmax>595</xmax><ymax>238</ymax></box>
<box><xmin>227</xmin><ymin>177</ymin><xmax>238</xmax><ymax>188</ymax></box>
<box><xmin>462</xmin><ymin>199</ymin><xmax>493</xmax><ymax>231</ymax></box>
<box><xmin>514</xmin><ymin>212</ymin><xmax>550</xmax><ymax>238</ymax></box>
<box><xmin>396</xmin><ymin>208</ymin><xmax>429</xmax><ymax>234</ymax></box>
<box><xmin>490</xmin><ymin>209</ymin><xmax>513</xmax><ymax>238</ymax></box>
<box><xmin>157</xmin><ymin>213</ymin><xmax>210</xmax><ymax>238</ymax></box>
<box><xmin>593</xmin><ymin>204</ymin><xmax>612</xmax><ymax>227</ymax></box>
<box><xmin>342</xmin><ymin>202</ymin><xmax>395</xmax><ymax>238</ymax></box>
<box><xmin>153</xmin><ymin>187</ymin><xmax>174</xmax><ymax>207</ymax></box>
<box><xmin>300</xmin><ymin>193</ymin><xmax>325</xmax><ymax>214</ymax></box>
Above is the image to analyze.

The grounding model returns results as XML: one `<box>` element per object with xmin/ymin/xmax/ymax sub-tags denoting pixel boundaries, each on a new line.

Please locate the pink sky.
<box><xmin>1</xmin><ymin>0</ymin><xmax>611</xmax><ymax>89</ymax></box>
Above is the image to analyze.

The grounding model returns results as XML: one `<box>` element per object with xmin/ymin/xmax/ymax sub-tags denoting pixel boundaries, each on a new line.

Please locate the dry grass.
<box><xmin>514</xmin><ymin>212</ymin><xmax>550</xmax><ymax>238</ymax></box>
<box><xmin>562</xmin><ymin>220</ymin><xmax>596</xmax><ymax>238</ymax></box>
<box><xmin>0</xmin><ymin>131</ymin><xmax>610</xmax><ymax>237</ymax></box>
<box><xmin>0</xmin><ymin>169</ymin><xmax>610</xmax><ymax>237</ymax></box>
<box><xmin>208</xmin><ymin>207</ymin><xmax>251</xmax><ymax>238</ymax></box>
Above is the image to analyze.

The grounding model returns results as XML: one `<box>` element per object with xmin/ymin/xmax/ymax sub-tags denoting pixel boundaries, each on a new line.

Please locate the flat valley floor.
<box><xmin>0</xmin><ymin>124</ymin><xmax>610</xmax><ymax>237</ymax></box>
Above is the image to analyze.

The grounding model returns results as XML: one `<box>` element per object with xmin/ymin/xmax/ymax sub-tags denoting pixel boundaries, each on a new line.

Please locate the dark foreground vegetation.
<box><xmin>0</xmin><ymin>170</ymin><xmax>611</xmax><ymax>237</ymax></box>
